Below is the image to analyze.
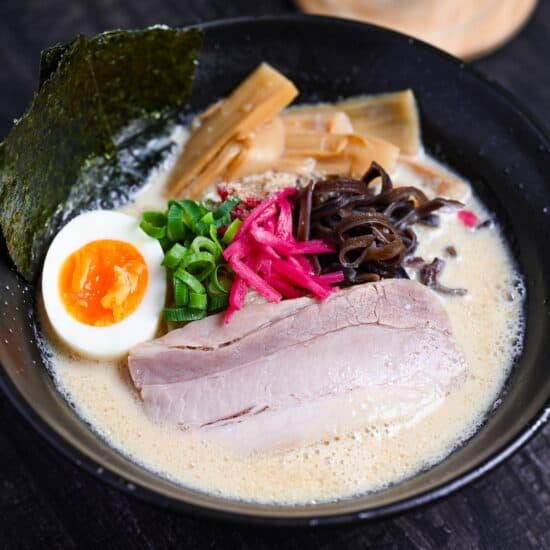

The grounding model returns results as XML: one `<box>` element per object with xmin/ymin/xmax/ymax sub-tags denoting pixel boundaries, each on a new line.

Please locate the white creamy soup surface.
<box><xmin>39</xmin><ymin>125</ymin><xmax>525</xmax><ymax>505</ymax></box>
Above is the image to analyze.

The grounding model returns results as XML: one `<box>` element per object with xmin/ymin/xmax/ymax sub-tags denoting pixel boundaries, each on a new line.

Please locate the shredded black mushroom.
<box><xmin>421</xmin><ymin>258</ymin><xmax>468</xmax><ymax>296</ymax></box>
<box><xmin>405</xmin><ymin>256</ymin><xmax>427</xmax><ymax>269</ymax></box>
<box><xmin>476</xmin><ymin>218</ymin><xmax>494</xmax><ymax>230</ymax></box>
<box><xmin>294</xmin><ymin>161</ymin><xmax>468</xmax><ymax>295</ymax></box>
<box><xmin>444</xmin><ymin>245</ymin><xmax>458</xmax><ymax>258</ymax></box>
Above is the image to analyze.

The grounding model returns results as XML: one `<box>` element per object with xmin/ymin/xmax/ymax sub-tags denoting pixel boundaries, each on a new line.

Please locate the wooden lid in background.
<box><xmin>296</xmin><ymin>0</ymin><xmax>538</xmax><ymax>59</ymax></box>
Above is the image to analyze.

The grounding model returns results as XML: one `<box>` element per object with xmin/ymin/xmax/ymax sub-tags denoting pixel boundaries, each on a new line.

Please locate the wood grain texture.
<box><xmin>296</xmin><ymin>0</ymin><xmax>538</xmax><ymax>60</ymax></box>
<box><xmin>0</xmin><ymin>1</ymin><xmax>549</xmax><ymax>548</ymax></box>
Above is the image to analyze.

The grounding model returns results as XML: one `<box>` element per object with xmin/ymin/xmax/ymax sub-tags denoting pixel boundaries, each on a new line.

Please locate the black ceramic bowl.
<box><xmin>1</xmin><ymin>15</ymin><xmax>549</xmax><ymax>526</ymax></box>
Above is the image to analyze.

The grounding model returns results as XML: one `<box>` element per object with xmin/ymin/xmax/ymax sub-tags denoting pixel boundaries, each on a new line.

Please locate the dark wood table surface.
<box><xmin>1</xmin><ymin>1</ymin><xmax>549</xmax><ymax>548</ymax></box>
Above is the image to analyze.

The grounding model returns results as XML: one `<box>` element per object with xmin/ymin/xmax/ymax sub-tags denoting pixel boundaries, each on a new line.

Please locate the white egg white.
<box><xmin>42</xmin><ymin>210</ymin><xmax>166</xmax><ymax>359</ymax></box>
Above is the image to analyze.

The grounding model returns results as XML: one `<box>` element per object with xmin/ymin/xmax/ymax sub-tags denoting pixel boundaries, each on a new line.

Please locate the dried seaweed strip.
<box><xmin>0</xmin><ymin>27</ymin><xmax>202</xmax><ymax>281</ymax></box>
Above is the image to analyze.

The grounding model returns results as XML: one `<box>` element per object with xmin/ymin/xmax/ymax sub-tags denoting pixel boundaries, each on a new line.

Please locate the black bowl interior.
<box><xmin>1</xmin><ymin>15</ymin><xmax>549</xmax><ymax>526</ymax></box>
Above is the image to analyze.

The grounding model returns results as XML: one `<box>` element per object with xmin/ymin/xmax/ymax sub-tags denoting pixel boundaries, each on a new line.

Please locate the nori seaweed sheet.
<box><xmin>0</xmin><ymin>26</ymin><xmax>202</xmax><ymax>281</ymax></box>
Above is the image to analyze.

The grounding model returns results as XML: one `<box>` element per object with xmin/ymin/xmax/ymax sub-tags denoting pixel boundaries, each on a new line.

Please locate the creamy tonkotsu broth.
<box><xmin>38</xmin><ymin>123</ymin><xmax>525</xmax><ymax>504</ymax></box>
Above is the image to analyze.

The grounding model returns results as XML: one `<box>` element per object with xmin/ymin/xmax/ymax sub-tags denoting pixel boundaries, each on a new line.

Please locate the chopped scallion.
<box><xmin>167</xmin><ymin>203</ymin><xmax>186</xmax><ymax>241</ymax></box>
<box><xmin>189</xmin><ymin>291</ymin><xmax>208</xmax><ymax>310</ymax></box>
<box><xmin>173</xmin><ymin>279</ymin><xmax>189</xmax><ymax>306</ymax></box>
<box><xmin>173</xmin><ymin>267</ymin><xmax>205</xmax><ymax>294</ymax></box>
<box><xmin>164</xmin><ymin>307</ymin><xmax>207</xmax><ymax>322</ymax></box>
<box><xmin>162</xmin><ymin>243</ymin><xmax>187</xmax><ymax>269</ymax></box>
<box><xmin>208</xmin><ymin>293</ymin><xmax>229</xmax><ymax>312</ymax></box>
<box><xmin>140</xmin><ymin>196</ymin><xmax>241</xmax><ymax>324</ymax></box>
<box><xmin>222</xmin><ymin>218</ymin><xmax>242</xmax><ymax>245</ymax></box>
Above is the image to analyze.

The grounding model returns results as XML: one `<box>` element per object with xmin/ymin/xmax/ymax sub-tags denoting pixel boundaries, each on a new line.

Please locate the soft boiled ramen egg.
<box><xmin>42</xmin><ymin>210</ymin><xmax>166</xmax><ymax>359</ymax></box>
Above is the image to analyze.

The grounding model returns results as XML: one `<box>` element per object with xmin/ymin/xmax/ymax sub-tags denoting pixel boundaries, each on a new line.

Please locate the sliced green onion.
<box><xmin>208</xmin><ymin>224</ymin><xmax>224</xmax><ymax>255</ymax></box>
<box><xmin>189</xmin><ymin>291</ymin><xmax>208</xmax><ymax>310</ymax></box>
<box><xmin>167</xmin><ymin>203</ymin><xmax>186</xmax><ymax>241</ymax></box>
<box><xmin>158</xmin><ymin>236</ymin><xmax>172</xmax><ymax>252</ymax></box>
<box><xmin>209</xmin><ymin>264</ymin><xmax>232</xmax><ymax>294</ymax></box>
<box><xmin>197</xmin><ymin>202</ymin><xmax>210</xmax><ymax>217</ymax></box>
<box><xmin>222</xmin><ymin>218</ymin><xmax>242</xmax><ymax>245</ymax></box>
<box><xmin>200</xmin><ymin>211</ymin><xmax>215</xmax><ymax>224</ymax></box>
<box><xmin>197</xmin><ymin>266</ymin><xmax>215</xmax><ymax>282</ymax></box>
<box><xmin>173</xmin><ymin>267</ymin><xmax>205</xmax><ymax>294</ymax></box>
<box><xmin>162</xmin><ymin>243</ymin><xmax>187</xmax><ymax>269</ymax></box>
<box><xmin>191</xmin><ymin>235</ymin><xmax>220</xmax><ymax>257</ymax></box>
<box><xmin>164</xmin><ymin>307</ymin><xmax>207</xmax><ymax>322</ymax></box>
<box><xmin>140</xmin><ymin>220</ymin><xmax>166</xmax><ymax>240</ymax></box>
<box><xmin>215</xmin><ymin>197</ymin><xmax>240</xmax><ymax>223</ymax></box>
<box><xmin>176</xmin><ymin>199</ymin><xmax>204</xmax><ymax>228</ymax></box>
<box><xmin>173</xmin><ymin>279</ymin><xmax>189</xmax><ymax>306</ymax></box>
<box><xmin>142</xmin><ymin>197</ymin><xmax>238</xmax><ymax>324</ymax></box>
<box><xmin>208</xmin><ymin>293</ymin><xmax>229</xmax><ymax>312</ymax></box>
<box><xmin>195</xmin><ymin>211</ymin><xmax>216</xmax><ymax>236</ymax></box>
<box><xmin>140</xmin><ymin>211</ymin><xmax>168</xmax><ymax>240</ymax></box>
<box><xmin>183</xmin><ymin>251</ymin><xmax>216</xmax><ymax>275</ymax></box>
<box><xmin>142</xmin><ymin>211</ymin><xmax>167</xmax><ymax>226</ymax></box>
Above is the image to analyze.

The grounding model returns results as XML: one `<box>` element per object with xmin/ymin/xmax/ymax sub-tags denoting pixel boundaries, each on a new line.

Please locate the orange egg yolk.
<box><xmin>59</xmin><ymin>239</ymin><xmax>148</xmax><ymax>326</ymax></box>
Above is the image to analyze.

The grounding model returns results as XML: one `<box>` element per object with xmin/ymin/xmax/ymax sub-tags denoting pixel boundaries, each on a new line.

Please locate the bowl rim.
<box><xmin>1</xmin><ymin>13</ymin><xmax>550</xmax><ymax>527</ymax></box>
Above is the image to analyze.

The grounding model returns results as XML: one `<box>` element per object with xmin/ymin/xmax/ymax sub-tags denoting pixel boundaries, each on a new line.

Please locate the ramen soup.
<box><xmin>37</xmin><ymin>65</ymin><xmax>524</xmax><ymax>504</ymax></box>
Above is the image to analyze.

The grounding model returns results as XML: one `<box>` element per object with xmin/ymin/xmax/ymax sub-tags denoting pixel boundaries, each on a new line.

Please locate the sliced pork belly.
<box><xmin>130</xmin><ymin>279</ymin><xmax>453</xmax><ymax>386</ymax></box>
<box><xmin>129</xmin><ymin>280</ymin><xmax>466</xmax><ymax>431</ymax></box>
<box><xmin>203</xmin><ymin>383</ymin><xmax>444</xmax><ymax>453</ymax></box>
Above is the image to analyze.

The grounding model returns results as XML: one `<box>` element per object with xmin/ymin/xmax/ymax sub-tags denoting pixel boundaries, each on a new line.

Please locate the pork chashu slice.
<box><xmin>128</xmin><ymin>280</ymin><xmax>466</xmax><ymax>428</ymax></box>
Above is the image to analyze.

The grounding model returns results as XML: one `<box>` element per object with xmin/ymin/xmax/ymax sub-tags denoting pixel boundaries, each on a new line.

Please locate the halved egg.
<box><xmin>42</xmin><ymin>211</ymin><xmax>166</xmax><ymax>359</ymax></box>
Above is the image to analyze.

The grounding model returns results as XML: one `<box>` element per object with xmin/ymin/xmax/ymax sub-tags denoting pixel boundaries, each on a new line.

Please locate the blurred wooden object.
<box><xmin>296</xmin><ymin>0</ymin><xmax>538</xmax><ymax>59</ymax></box>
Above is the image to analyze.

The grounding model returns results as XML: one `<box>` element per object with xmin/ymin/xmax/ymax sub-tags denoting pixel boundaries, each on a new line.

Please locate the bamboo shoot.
<box><xmin>285</xmin><ymin>132</ymin><xmax>349</xmax><ymax>157</ymax></box>
<box><xmin>168</xmin><ymin>63</ymin><xmax>298</xmax><ymax>196</ymax></box>
<box><xmin>398</xmin><ymin>157</ymin><xmax>469</xmax><ymax>201</ymax></box>
<box><xmin>225</xmin><ymin>117</ymin><xmax>286</xmax><ymax>181</ymax></box>
<box><xmin>282</xmin><ymin>111</ymin><xmax>354</xmax><ymax>134</ymax></box>
<box><xmin>286</xmin><ymin>90</ymin><xmax>421</xmax><ymax>155</ymax></box>
<box><xmin>187</xmin><ymin>142</ymin><xmax>241</xmax><ymax>198</ymax></box>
